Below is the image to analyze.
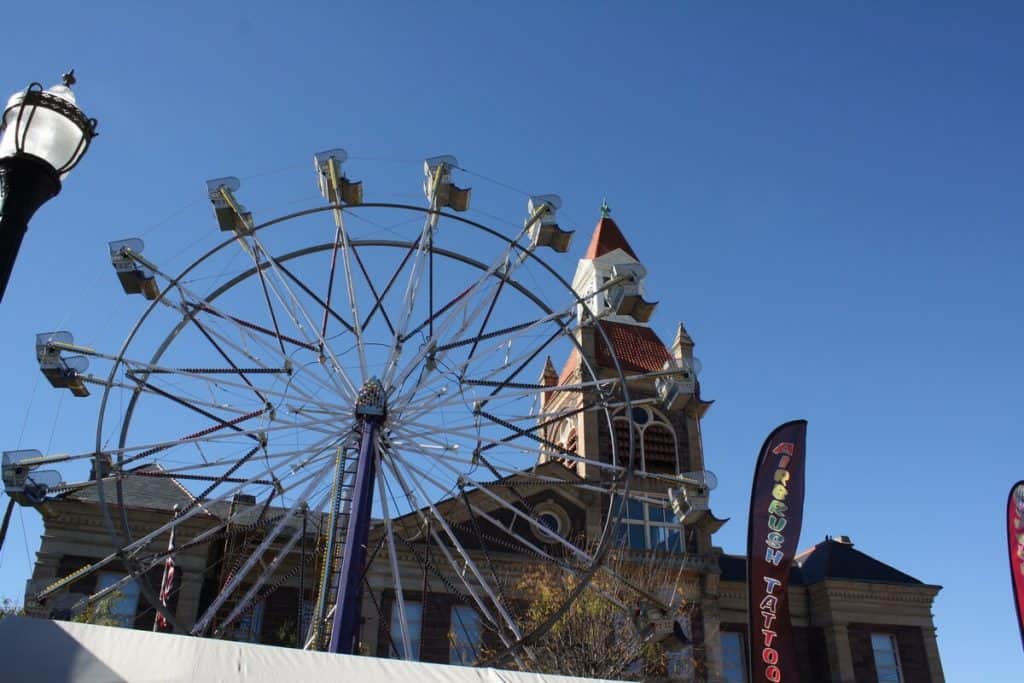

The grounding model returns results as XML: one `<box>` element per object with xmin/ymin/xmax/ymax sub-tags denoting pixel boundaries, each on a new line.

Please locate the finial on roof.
<box><xmin>61</xmin><ymin>69</ymin><xmax>77</xmax><ymax>87</ymax></box>
<box><xmin>600</xmin><ymin>198</ymin><xmax>611</xmax><ymax>218</ymax></box>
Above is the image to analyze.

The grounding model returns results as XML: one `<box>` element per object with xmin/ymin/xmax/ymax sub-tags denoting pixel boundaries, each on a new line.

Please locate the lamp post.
<box><xmin>0</xmin><ymin>71</ymin><xmax>97</xmax><ymax>303</ymax></box>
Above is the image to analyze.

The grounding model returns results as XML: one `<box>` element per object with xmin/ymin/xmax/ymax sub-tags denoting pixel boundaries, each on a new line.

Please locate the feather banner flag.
<box><xmin>746</xmin><ymin>420</ymin><xmax>807</xmax><ymax>683</ymax></box>
<box><xmin>1007</xmin><ymin>480</ymin><xmax>1024</xmax><ymax>652</ymax></box>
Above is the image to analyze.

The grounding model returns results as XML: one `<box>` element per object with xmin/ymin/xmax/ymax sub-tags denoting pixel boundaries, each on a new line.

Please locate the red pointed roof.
<box><xmin>583</xmin><ymin>216</ymin><xmax>639</xmax><ymax>261</ymax></box>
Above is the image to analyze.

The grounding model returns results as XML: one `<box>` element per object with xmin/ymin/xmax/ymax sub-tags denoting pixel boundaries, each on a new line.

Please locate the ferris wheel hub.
<box><xmin>354</xmin><ymin>376</ymin><xmax>386</xmax><ymax>419</ymax></box>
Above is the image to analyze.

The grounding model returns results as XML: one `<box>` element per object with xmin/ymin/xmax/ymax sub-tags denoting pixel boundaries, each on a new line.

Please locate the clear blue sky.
<box><xmin>1</xmin><ymin>3</ymin><xmax>1021</xmax><ymax>679</ymax></box>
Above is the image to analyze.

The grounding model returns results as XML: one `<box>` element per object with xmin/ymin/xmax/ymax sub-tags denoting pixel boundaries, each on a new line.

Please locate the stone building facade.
<box><xmin>20</xmin><ymin>213</ymin><xmax>945</xmax><ymax>682</ymax></box>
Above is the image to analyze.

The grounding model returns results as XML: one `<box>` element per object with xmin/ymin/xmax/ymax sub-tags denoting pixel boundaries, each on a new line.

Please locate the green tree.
<box><xmin>72</xmin><ymin>592</ymin><xmax>127</xmax><ymax>627</ymax></box>
<box><xmin>0</xmin><ymin>597</ymin><xmax>24</xmax><ymax>621</ymax></box>
<box><xmin>498</xmin><ymin>549</ymin><xmax>695</xmax><ymax>680</ymax></box>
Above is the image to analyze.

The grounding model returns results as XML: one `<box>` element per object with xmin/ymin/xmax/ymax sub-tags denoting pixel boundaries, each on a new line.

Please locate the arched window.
<box><xmin>643</xmin><ymin>423</ymin><xmax>677</xmax><ymax>471</ymax></box>
<box><xmin>612</xmin><ymin>407</ymin><xmax>679</xmax><ymax>473</ymax></box>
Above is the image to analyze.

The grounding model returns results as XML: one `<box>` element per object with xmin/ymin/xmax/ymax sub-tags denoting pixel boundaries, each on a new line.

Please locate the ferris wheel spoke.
<box><xmin>324</xmin><ymin>209</ymin><xmax>369</xmax><ymax>381</ymax></box>
<box><xmin>117</xmin><ymin>352</ymin><xmax>354</xmax><ymax>433</ymax></box>
<box><xmin>437</xmin><ymin>309</ymin><xmax>572</xmax><ymax>355</ymax></box>
<box><xmin>54</xmin><ymin>460</ymin><xmax>329</xmax><ymax>625</ymax></box>
<box><xmin>172</xmin><ymin>443</ymin><xmax>263</xmax><ymax>512</ymax></box>
<box><xmin>38</xmin><ymin>500</ymin><xmax>232</xmax><ymax>602</ymax></box>
<box><xmin>374</xmin><ymin>442</ymin><xmax>414</xmax><ymax>658</ymax></box>
<box><xmin>463</xmin><ymin>266</ymin><xmax>507</xmax><ymax>366</ymax></box>
<box><xmin>157</xmin><ymin>303</ymin><xmax>276</xmax><ymax>406</ymax></box>
<box><xmin>188</xmin><ymin>301</ymin><xmax>318</xmax><ymax>353</ymax></box>
<box><xmin>480</xmin><ymin>326</ymin><xmax>563</xmax><ymax>402</ymax></box>
<box><xmin>182</xmin><ymin>319</ymin><xmax>351</xmax><ymax>408</ymax></box>
<box><xmin>394</xmin><ymin>281</ymin><xmax>472</xmax><ymax>351</ymax></box>
<box><xmin>387</xmin><ymin>202</ymin><xmax>552</xmax><ymax>395</ymax></box>
<box><xmin>111</xmin><ymin>375</ymin><xmax>261</xmax><ymax>417</ymax></box>
<box><xmin>349</xmin><ymin>242</ymin><xmax>396</xmax><ymax>336</ymax></box>
<box><xmin>241</xmin><ymin>235</ymin><xmax>359</xmax><ymax>401</ymax></box>
<box><xmin>395</xmin><ymin>446</ymin><xmax>593</xmax><ymax>565</ymax></box>
<box><xmin>160</xmin><ymin>260</ymin><xmax>358</xmax><ymax>407</ymax></box>
<box><xmin>388</xmin><ymin>252</ymin><xmax>537</xmax><ymax>399</ymax></box>
<box><xmin>191</xmin><ymin>456</ymin><xmax>335</xmax><ymax>636</ymax></box>
<box><xmin>390</xmin><ymin>421</ymin><xmax>534</xmax><ymax>456</ymax></box>
<box><xmin>389</xmin><ymin>424</ymin><xmax>630</xmax><ymax>501</ymax></box>
<box><xmin>125</xmin><ymin>376</ymin><xmax>265</xmax><ymax>445</ymax></box>
<box><xmin>388</xmin><ymin>308</ymin><xmax>574</xmax><ymax>415</ymax></box>
<box><xmin>477</xmin><ymin>400</ymin><xmax>599</xmax><ymax>452</ymax></box>
<box><xmin>386</xmin><ymin>281</ymin><xmax>501</xmax><ymax>406</ymax></box>
<box><xmin>395</xmin><ymin>384</ymin><xmax>544</xmax><ymax>424</ymax></box>
<box><xmin>472</xmin><ymin>407</ymin><xmax>579</xmax><ymax>460</ymax></box>
<box><xmin>384</xmin><ymin>212</ymin><xmax>515</xmax><ymax>390</ymax></box>
<box><xmin>162</xmin><ymin>301</ymin><xmax>348</xmax><ymax>413</ymax></box>
<box><xmin>383</xmin><ymin>462</ymin><xmax>531</xmax><ymax>665</ymax></box>
<box><xmin>321</xmin><ymin>224</ymin><xmax>344</xmax><ymax>341</ymax></box>
<box><xmin>420</xmin><ymin>364</ymin><xmax>636</xmax><ymax>413</ymax></box>
<box><xmin>462</xmin><ymin>498</ymin><xmax>585</xmax><ymax>571</ymax></box>
<box><xmin>382</xmin><ymin>194</ymin><xmax>444</xmax><ymax>386</ymax></box>
<box><xmin>388</xmin><ymin>428</ymin><xmax>553</xmax><ymax>474</ymax></box>
<box><xmin>459</xmin><ymin>499</ymin><xmax>636</xmax><ymax>614</ymax></box>
<box><xmin>116</xmin><ymin>447</ymin><xmax>314</xmax><ymax>486</ymax></box>
<box><xmin>238</xmin><ymin>238</ymin><xmax>290</xmax><ymax>357</ymax></box>
<box><xmin>212</xmin><ymin>504</ymin><xmax>318</xmax><ymax>638</ymax></box>
<box><xmin>271</xmin><ymin>256</ymin><xmax>355</xmax><ymax>337</ymax></box>
<box><xmin>121</xmin><ymin>360</ymin><xmax>349</xmax><ymax>417</ymax></box>
<box><xmin>139</xmin><ymin>251</ymin><xmax>319</xmax><ymax>358</ymax></box>
<box><xmin>380</xmin><ymin>451</ymin><xmax>523</xmax><ymax>644</ymax></box>
<box><xmin>358</xmin><ymin>240</ymin><xmax>415</xmax><ymax>333</ymax></box>
<box><xmin>388</xmin><ymin>451</ymin><xmax>525</xmax><ymax>620</ymax></box>
<box><xmin>272</xmin><ymin>256</ymin><xmax>381</xmax><ymax>388</ymax></box>
<box><xmin>119</xmin><ymin>436</ymin><xmax>339</xmax><ymax>548</ymax></box>
<box><xmin>107</xmin><ymin>413</ymin><xmax>335</xmax><ymax>471</ymax></box>
<box><xmin>397</xmin><ymin>323</ymin><xmax>570</xmax><ymax>420</ymax></box>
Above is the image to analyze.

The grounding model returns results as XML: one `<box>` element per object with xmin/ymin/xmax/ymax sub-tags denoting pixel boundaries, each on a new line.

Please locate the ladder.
<box><xmin>305</xmin><ymin>446</ymin><xmax>358</xmax><ymax>650</ymax></box>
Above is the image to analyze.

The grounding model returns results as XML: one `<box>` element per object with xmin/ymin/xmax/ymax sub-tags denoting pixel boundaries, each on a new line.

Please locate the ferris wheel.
<box><xmin>1</xmin><ymin>151</ymin><xmax>696</xmax><ymax>665</ymax></box>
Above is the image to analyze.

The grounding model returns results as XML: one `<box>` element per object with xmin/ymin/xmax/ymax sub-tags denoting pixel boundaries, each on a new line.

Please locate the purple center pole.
<box><xmin>329</xmin><ymin>378</ymin><xmax>385</xmax><ymax>654</ymax></box>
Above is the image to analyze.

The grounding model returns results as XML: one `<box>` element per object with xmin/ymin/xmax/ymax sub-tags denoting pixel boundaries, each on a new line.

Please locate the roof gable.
<box><xmin>583</xmin><ymin>216</ymin><xmax>639</xmax><ymax>261</ymax></box>
<box><xmin>559</xmin><ymin>322</ymin><xmax>673</xmax><ymax>384</ymax></box>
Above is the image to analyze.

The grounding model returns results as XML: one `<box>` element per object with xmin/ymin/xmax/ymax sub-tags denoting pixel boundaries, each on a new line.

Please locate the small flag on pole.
<box><xmin>154</xmin><ymin>505</ymin><xmax>178</xmax><ymax>631</ymax></box>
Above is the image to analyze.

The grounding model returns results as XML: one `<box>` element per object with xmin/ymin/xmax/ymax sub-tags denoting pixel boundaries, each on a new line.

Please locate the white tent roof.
<box><xmin>0</xmin><ymin>616</ymin><xmax>623</xmax><ymax>683</ymax></box>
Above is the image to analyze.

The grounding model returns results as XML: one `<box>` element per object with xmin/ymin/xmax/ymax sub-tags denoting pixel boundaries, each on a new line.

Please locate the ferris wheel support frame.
<box><xmin>12</xmin><ymin>150</ymin><xmax>652</xmax><ymax>663</ymax></box>
<box><xmin>328</xmin><ymin>390</ymin><xmax>383</xmax><ymax>654</ymax></box>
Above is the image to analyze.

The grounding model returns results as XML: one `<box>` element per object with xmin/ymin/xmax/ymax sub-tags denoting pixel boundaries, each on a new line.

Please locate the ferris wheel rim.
<box><xmin>79</xmin><ymin>199</ymin><xmax>641</xmax><ymax>661</ymax></box>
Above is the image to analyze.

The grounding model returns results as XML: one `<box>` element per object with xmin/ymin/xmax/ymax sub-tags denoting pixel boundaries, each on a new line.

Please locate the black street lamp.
<box><xmin>0</xmin><ymin>71</ymin><xmax>97</xmax><ymax>303</ymax></box>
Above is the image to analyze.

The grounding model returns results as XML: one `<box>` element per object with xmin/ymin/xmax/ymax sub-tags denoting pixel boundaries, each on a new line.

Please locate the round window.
<box><xmin>631</xmin><ymin>406</ymin><xmax>650</xmax><ymax>425</ymax></box>
<box><xmin>539</xmin><ymin>512</ymin><xmax>560</xmax><ymax>534</ymax></box>
<box><xmin>534</xmin><ymin>509</ymin><xmax>565</xmax><ymax>540</ymax></box>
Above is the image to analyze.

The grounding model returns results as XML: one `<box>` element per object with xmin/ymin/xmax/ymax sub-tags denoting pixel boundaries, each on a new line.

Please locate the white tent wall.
<box><xmin>0</xmin><ymin>616</ymin><xmax>623</xmax><ymax>683</ymax></box>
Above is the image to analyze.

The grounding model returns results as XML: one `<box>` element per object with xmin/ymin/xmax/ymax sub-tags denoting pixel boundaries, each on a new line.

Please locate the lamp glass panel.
<box><xmin>0</xmin><ymin>90</ymin><xmax>86</xmax><ymax>175</ymax></box>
